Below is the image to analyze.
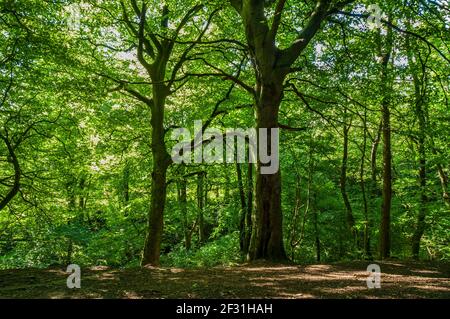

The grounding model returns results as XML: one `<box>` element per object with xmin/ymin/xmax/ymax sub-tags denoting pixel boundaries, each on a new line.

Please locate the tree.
<box><xmin>227</xmin><ymin>0</ymin><xmax>357</xmax><ymax>261</ymax></box>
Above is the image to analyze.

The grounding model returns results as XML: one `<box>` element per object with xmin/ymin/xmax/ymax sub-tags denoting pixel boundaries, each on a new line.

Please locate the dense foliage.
<box><xmin>0</xmin><ymin>0</ymin><xmax>448</xmax><ymax>269</ymax></box>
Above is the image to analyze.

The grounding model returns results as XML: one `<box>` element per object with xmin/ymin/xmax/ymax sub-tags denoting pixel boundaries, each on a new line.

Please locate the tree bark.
<box><xmin>141</xmin><ymin>83</ymin><xmax>171</xmax><ymax>266</ymax></box>
<box><xmin>379</xmin><ymin>24</ymin><xmax>394</xmax><ymax>259</ymax></box>
<box><xmin>237</xmin><ymin>162</ymin><xmax>247</xmax><ymax>252</ymax></box>
<box><xmin>244</xmin><ymin>162</ymin><xmax>253</xmax><ymax>254</ymax></box>
<box><xmin>340</xmin><ymin>113</ymin><xmax>355</xmax><ymax>235</ymax></box>
<box><xmin>119</xmin><ymin>2</ymin><xmax>206</xmax><ymax>265</ymax></box>
<box><xmin>177</xmin><ymin>166</ymin><xmax>191</xmax><ymax>250</ymax></box>
<box><xmin>230</xmin><ymin>0</ymin><xmax>334</xmax><ymax>262</ymax></box>
<box><xmin>370</xmin><ymin>120</ymin><xmax>382</xmax><ymax>196</ymax></box>
<box><xmin>313</xmin><ymin>193</ymin><xmax>320</xmax><ymax>262</ymax></box>
<box><xmin>360</xmin><ymin>109</ymin><xmax>372</xmax><ymax>258</ymax></box>
<box><xmin>407</xmin><ymin>36</ymin><xmax>428</xmax><ymax>260</ymax></box>
<box><xmin>197</xmin><ymin>171</ymin><xmax>206</xmax><ymax>244</ymax></box>
<box><xmin>123</xmin><ymin>163</ymin><xmax>130</xmax><ymax>204</ymax></box>
<box><xmin>437</xmin><ymin>163</ymin><xmax>450</xmax><ymax>206</ymax></box>
<box><xmin>248</xmin><ymin>82</ymin><xmax>286</xmax><ymax>261</ymax></box>
<box><xmin>430</xmin><ymin>138</ymin><xmax>449</xmax><ymax>206</ymax></box>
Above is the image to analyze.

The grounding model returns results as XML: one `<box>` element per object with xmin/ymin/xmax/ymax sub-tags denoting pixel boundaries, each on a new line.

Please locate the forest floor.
<box><xmin>0</xmin><ymin>261</ymin><xmax>449</xmax><ymax>299</ymax></box>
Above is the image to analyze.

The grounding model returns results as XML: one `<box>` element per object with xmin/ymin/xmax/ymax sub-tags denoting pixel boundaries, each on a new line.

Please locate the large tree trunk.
<box><xmin>230</xmin><ymin>0</ymin><xmax>333</xmax><ymax>262</ymax></box>
<box><xmin>141</xmin><ymin>87</ymin><xmax>171</xmax><ymax>266</ymax></box>
<box><xmin>248</xmin><ymin>83</ymin><xmax>287</xmax><ymax>261</ymax></box>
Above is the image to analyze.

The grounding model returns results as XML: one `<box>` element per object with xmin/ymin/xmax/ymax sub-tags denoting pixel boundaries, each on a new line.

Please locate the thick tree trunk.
<box><xmin>126</xmin><ymin>3</ymin><xmax>204</xmax><ymax>266</ymax></box>
<box><xmin>231</xmin><ymin>0</ymin><xmax>331</xmax><ymax>262</ymax></box>
<box><xmin>142</xmin><ymin>157</ymin><xmax>168</xmax><ymax>265</ymax></box>
<box><xmin>248</xmin><ymin>83</ymin><xmax>286</xmax><ymax>261</ymax></box>
<box><xmin>141</xmin><ymin>88</ymin><xmax>171</xmax><ymax>266</ymax></box>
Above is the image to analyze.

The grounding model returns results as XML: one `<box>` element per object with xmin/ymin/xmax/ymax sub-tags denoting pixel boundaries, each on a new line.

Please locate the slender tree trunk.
<box><xmin>429</xmin><ymin>138</ymin><xmax>449</xmax><ymax>206</ymax></box>
<box><xmin>79</xmin><ymin>177</ymin><xmax>85</xmax><ymax>209</ymax></box>
<box><xmin>123</xmin><ymin>163</ymin><xmax>130</xmax><ymax>204</ymax></box>
<box><xmin>66</xmin><ymin>239</ymin><xmax>73</xmax><ymax>265</ymax></box>
<box><xmin>244</xmin><ymin>162</ymin><xmax>253</xmax><ymax>254</ymax></box>
<box><xmin>411</xmin><ymin>137</ymin><xmax>427</xmax><ymax>259</ymax></box>
<box><xmin>237</xmin><ymin>162</ymin><xmax>247</xmax><ymax>252</ymax></box>
<box><xmin>407</xmin><ymin>39</ymin><xmax>428</xmax><ymax>259</ymax></box>
<box><xmin>437</xmin><ymin>163</ymin><xmax>450</xmax><ymax>205</ymax></box>
<box><xmin>313</xmin><ymin>193</ymin><xmax>320</xmax><ymax>262</ymax></box>
<box><xmin>433</xmin><ymin>143</ymin><xmax>449</xmax><ymax>207</ymax></box>
<box><xmin>380</xmin><ymin>89</ymin><xmax>392</xmax><ymax>259</ymax></box>
<box><xmin>225</xmin><ymin>165</ymin><xmax>231</xmax><ymax>201</ymax></box>
<box><xmin>370</xmin><ymin>120</ymin><xmax>382</xmax><ymax>196</ymax></box>
<box><xmin>177</xmin><ymin>166</ymin><xmax>191</xmax><ymax>250</ymax></box>
<box><xmin>378</xmin><ymin>21</ymin><xmax>394</xmax><ymax>260</ymax></box>
<box><xmin>369</xmin><ymin>120</ymin><xmax>382</xmax><ymax>256</ymax></box>
<box><xmin>122</xmin><ymin>162</ymin><xmax>131</xmax><ymax>220</ymax></box>
<box><xmin>361</xmin><ymin>109</ymin><xmax>372</xmax><ymax>258</ymax></box>
<box><xmin>289</xmin><ymin>173</ymin><xmax>301</xmax><ymax>261</ymax></box>
<box><xmin>340</xmin><ymin>114</ymin><xmax>355</xmax><ymax>235</ymax></box>
<box><xmin>197</xmin><ymin>172</ymin><xmax>206</xmax><ymax>244</ymax></box>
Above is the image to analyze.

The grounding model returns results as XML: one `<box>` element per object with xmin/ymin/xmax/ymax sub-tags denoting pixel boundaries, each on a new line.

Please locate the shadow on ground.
<box><xmin>0</xmin><ymin>261</ymin><xmax>449</xmax><ymax>299</ymax></box>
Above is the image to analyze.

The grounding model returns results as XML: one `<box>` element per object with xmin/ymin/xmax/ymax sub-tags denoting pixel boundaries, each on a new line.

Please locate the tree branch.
<box><xmin>278</xmin><ymin>0</ymin><xmax>332</xmax><ymax>68</ymax></box>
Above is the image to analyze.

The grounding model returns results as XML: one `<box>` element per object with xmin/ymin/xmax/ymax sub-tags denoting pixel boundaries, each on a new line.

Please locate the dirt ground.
<box><xmin>0</xmin><ymin>261</ymin><xmax>449</xmax><ymax>299</ymax></box>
